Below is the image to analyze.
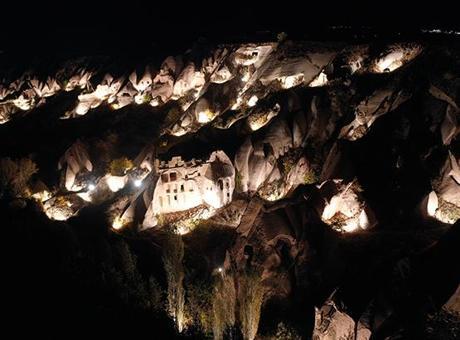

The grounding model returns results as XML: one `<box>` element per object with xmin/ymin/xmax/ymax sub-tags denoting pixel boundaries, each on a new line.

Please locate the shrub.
<box><xmin>108</xmin><ymin>157</ymin><xmax>133</xmax><ymax>176</ymax></box>
<box><xmin>235</xmin><ymin>172</ymin><xmax>243</xmax><ymax>192</ymax></box>
<box><xmin>273</xmin><ymin>322</ymin><xmax>301</xmax><ymax>340</ymax></box>
<box><xmin>303</xmin><ymin>169</ymin><xmax>318</xmax><ymax>185</ymax></box>
<box><xmin>143</xmin><ymin>93</ymin><xmax>153</xmax><ymax>103</ymax></box>
<box><xmin>280</xmin><ymin>149</ymin><xmax>303</xmax><ymax>175</ymax></box>
<box><xmin>277</xmin><ymin>32</ymin><xmax>288</xmax><ymax>42</ymax></box>
<box><xmin>0</xmin><ymin>158</ymin><xmax>17</xmax><ymax>187</ymax></box>
<box><xmin>281</xmin><ymin>157</ymin><xmax>296</xmax><ymax>174</ymax></box>
<box><xmin>0</xmin><ymin>157</ymin><xmax>38</xmax><ymax>197</ymax></box>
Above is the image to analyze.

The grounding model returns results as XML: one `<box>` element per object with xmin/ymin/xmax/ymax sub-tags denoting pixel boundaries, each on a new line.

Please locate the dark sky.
<box><xmin>2</xmin><ymin>0</ymin><xmax>459</xmax><ymax>55</ymax></box>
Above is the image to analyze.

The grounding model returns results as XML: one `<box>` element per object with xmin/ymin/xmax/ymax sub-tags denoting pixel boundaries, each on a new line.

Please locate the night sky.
<box><xmin>2</xmin><ymin>1</ymin><xmax>459</xmax><ymax>56</ymax></box>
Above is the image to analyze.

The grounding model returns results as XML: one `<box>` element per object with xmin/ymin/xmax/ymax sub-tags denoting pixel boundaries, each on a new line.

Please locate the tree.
<box><xmin>0</xmin><ymin>157</ymin><xmax>38</xmax><ymax>197</ymax></box>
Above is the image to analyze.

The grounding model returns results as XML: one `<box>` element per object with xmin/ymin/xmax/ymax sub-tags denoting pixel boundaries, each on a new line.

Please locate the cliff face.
<box><xmin>1</xmin><ymin>37</ymin><xmax>459</xmax><ymax>339</ymax></box>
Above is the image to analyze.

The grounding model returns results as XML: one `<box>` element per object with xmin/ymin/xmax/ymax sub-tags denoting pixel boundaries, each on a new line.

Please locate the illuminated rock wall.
<box><xmin>143</xmin><ymin>151</ymin><xmax>235</xmax><ymax>228</ymax></box>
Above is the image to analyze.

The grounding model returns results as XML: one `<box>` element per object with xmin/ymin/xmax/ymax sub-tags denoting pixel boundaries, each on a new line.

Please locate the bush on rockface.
<box><xmin>108</xmin><ymin>157</ymin><xmax>133</xmax><ymax>176</ymax></box>
<box><xmin>0</xmin><ymin>157</ymin><xmax>38</xmax><ymax>197</ymax></box>
<box><xmin>235</xmin><ymin>171</ymin><xmax>243</xmax><ymax>192</ymax></box>
<box><xmin>303</xmin><ymin>169</ymin><xmax>318</xmax><ymax>185</ymax></box>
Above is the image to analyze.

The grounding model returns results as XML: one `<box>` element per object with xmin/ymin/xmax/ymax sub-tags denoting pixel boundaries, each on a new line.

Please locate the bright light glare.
<box><xmin>112</xmin><ymin>216</ymin><xmax>124</xmax><ymax>230</ymax></box>
<box><xmin>106</xmin><ymin>175</ymin><xmax>126</xmax><ymax>192</ymax></box>
<box><xmin>77</xmin><ymin>192</ymin><xmax>92</xmax><ymax>202</ymax></box>
<box><xmin>134</xmin><ymin>179</ymin><xmax>142</xmax><ymax>187</ymax></box>
<box><xmin>134</xmin><ymin>94</ymin><xmax>144</xmax><ymax>104</ymax></box>
<box><xmin>248</xmin><ymin>95</ymin><xmax>258</xmax><ymax>107</ymax></box>
<box><xmin>197</xmin><ymin>110</ymin><xmax>215</xmax><ymax>123</ymax></box>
